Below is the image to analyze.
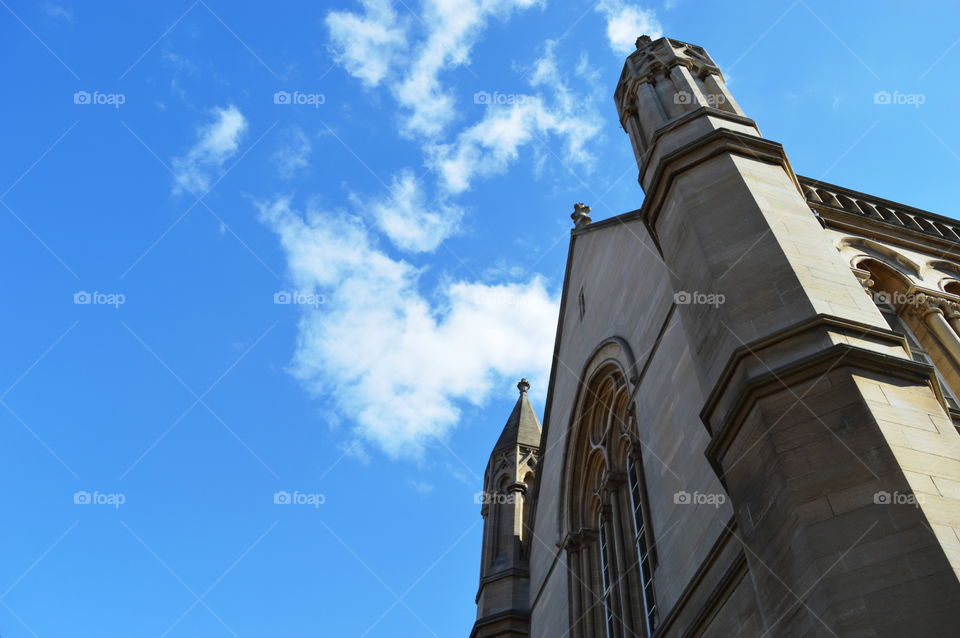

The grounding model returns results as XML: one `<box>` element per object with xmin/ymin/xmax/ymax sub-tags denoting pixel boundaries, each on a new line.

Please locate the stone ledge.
<box><xmin>469</xmin><ymin>609</ymin><xmax>531</xmax><ymax>638</ymax></box>
<box><xmin>638</xmin><ymin>128</ymin><xmax>800</xmax><ymax>252</ymax></box>
<box><xmin>700</xmin><ymin>313</ymin><xmax>911</xmax><ymax>440</ymax></box>
<box><xmin>704</xmin><ymin>341</ymin><xmax>937</xmax><ymax>484</ymax></box>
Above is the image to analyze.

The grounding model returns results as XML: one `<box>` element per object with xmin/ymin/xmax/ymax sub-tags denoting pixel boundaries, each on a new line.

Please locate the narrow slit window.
<box><xmin>598</xmin><ymin>513</ymin><xmax>616</xmax><ymax>638</ymax></box>
<box><xmin>628</xmin><ymin>457</ymin><xmax>658</xmax><ymax>635</ymax></box>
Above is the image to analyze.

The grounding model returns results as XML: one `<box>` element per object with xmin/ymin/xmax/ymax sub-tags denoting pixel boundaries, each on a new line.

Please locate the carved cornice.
<box><xmin>802</xmin><ymin>176</ymin><xmax>960</xmax><ymax>255</ymax></box>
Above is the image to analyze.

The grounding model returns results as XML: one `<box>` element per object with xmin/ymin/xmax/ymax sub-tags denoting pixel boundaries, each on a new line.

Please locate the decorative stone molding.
<box><xmin>571</xmin><ymin>202</ymin><xmax>592</xmax><ymax>229</ymax></box>
<box><xmin>600</xmin><ymin>470</ymin><xmax>627</xmax><ymax>495</ymax></box>
<box><xmin>852</xmin><ymin>267</ymin><xmax>875</xmax><ymax>297</ymax></box>
<box><xmin>904</xmin><ymin>292</ymin><xmax>946</xmax><ymax>318</ymax></box>
<box><xmin>803</xmin><ymin>176</ymin><xmax>960</xmax><ymax>249</ymax></box>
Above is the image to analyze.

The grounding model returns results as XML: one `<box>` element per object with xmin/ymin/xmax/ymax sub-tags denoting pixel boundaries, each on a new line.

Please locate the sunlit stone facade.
<box><xmin>471</xmin><ymin>36</ymin><xmax>960</xmax><ymax>638</ymax></box>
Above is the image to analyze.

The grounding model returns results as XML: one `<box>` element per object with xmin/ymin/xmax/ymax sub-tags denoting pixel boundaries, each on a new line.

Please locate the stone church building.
<box><xmin>470</xmin><ymin>36</ymin><xmax>960</xmax><ymax>637</ymax></box>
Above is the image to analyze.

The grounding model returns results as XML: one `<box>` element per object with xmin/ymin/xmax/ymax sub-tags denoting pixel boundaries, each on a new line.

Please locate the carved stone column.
<box><xmin>908</xmin><ymin>294</ymin><xmax>960</xmax><ymax>366</ymax></box>
<box><xmin>565</xmin><ymin>534</ymin><xmax>584</xmax><ymax>638</ymax></box>
<box><xmin>945</xmin><ymin>301</ymin><xmax>960</xmax><ymax>338</ymax></box>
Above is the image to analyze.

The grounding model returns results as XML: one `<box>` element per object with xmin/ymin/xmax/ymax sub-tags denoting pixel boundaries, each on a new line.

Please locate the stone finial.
<box><xmin>518</xmin><ymin>378</ymin><xmax>530</xmax><ymax>395</ymax></box>
<box><xmin>571</xmin><ymin>202</ymin><xmax>592</xmax><ymax>229</ymax></box>
<box><xmin>635</xmin><ymin>35</ymin><xmax>653</xmax><ymax>49</ymax></box>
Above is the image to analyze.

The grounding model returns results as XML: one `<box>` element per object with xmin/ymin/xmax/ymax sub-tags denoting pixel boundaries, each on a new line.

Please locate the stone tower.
<box><xmin>472</xmin><ymin>34</ymin><xmax>960</xmax><ymax>638</ymax></box>
<box><xmin>609</xmin><ymin>35</ymin><xmax>960</xmax><ymax>634</ymax></box>
<box><xmin>470</xmin><ymin>379</ymin><xmax>541</xmax><ymax>638</ymax></box>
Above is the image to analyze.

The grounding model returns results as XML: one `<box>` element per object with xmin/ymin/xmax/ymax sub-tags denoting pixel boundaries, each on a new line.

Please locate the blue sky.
<box><xmin>1</xmin><ymin>0</ymin><xmax>958</xmax><ymax>635</ymax></box>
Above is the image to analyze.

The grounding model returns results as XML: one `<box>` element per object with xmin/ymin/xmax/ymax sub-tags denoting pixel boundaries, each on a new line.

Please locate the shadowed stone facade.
<box><xmin>471</xmin><ymin>35</ymin><xmax>960</xmax><ymax>637</ymax></box>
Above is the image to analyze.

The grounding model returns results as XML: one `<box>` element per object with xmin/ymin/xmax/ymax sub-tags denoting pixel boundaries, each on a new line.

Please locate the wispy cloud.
<box><xmin>597</xmin><ymin>0</ymin><xmax>663</xmax><ymax>55</ymax></box>
<box><xmin>272</xmin><ymin>125</ymin><xmax>312</xmax><ymax>179</ymax></box>
<box><xmin>358</xmin><ymin>170</ymin><xmax>464</xmax><ymax>253</ymax></box>
<box><xmin>171</xmin><ymin>105</ymin><xmax>247</xmax><ymax>194</ymax></box>
<box><xmin>326</xmin><ymin>0</ymin><xmax>409</xmax><ymax>87</ymax></box>
<box><xmin>43</xmin><ymin>3</ymin><xmax>73</xmax><ymax>21</ymax></box>
<box><xmin>258</xmin><ymin>197</ymin><xmax>558</xmax><ymax>457</ymax></box>
<box><xmin>262</xmin><ymin>2</ymin><xmax>615</xmax><ymax>457</ymax></box>
<box><xmin>328</xmin><ymin>0</ymin><xmax>544</xmax><ymax>138</ymax></box>
<box><xmin>428</xmin><ymin>41</ymin><xmax>601</xmax><ymax>194</ymax></box>
<box><xmin>326</xmin><ymin>14</ymin><xmax>604</xmax><ymax>250</ymax></box>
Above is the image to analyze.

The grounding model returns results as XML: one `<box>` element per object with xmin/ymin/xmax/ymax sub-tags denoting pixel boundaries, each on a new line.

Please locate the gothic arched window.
<box><xmin>562</xmin><ymin>362</ymin><xmax>659</xmax><ymax>638</ymax></box>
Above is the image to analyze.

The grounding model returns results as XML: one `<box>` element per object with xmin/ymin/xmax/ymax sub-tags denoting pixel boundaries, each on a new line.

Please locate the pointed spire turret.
<box><xmin>493</xmin><ymin>378</ymin><xmax>542</xmax><ymax>452</ymax></box>
<box><xmin>471</xmin><ymin>379</ymin><xmax>543</xmax><ymax>638</ymax></box>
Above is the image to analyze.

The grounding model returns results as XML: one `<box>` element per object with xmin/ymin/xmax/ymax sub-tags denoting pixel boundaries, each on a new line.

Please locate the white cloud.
<box><xmin>359</xmin><ymin>170</ymin><xmax>464</xmax><ymax>253</ymax></box>
<box><xmin>597</xmin><ymin>1</ymin><xmax>663</xmax><ymax>55</ymax></box>
<box><xmin>272</xmin><ymin>126</ymin><xmax>312</xmax><ymax>179</ymax></box>
<box><xmin>428</xmin><ymin>42</ymin><xmax>601</xmax><ymax>194</ymax></box>
<box><xmin>407</xmin><ymin>479</ymin><xmax>435</xmax><ymax>494</ymax></box>
<box><xmin>328</xmin><ymin>0</ymin><xmax>543</xmax><ymax>138</ymax></box>
<box><xmin>172</xmin><ymin>105</ymin><xmax>247</xmax><ymax>194</ymax></box>
<box><xmin>326</xmin><ymin>0</ymin><xmax>409</xmax><ymax>87</ymax></box>
<box><xmin>43</xmin><ymin>4</ymin><xmax>72</xmax><ymax>21</ymax></box>
<box><xmin>268</xmin><ymin>9</ymin><xmax>605</xmax><ymax>459</ymax></box>
<box><xmin>259</xmin><ymin>197</ymin><xmax>558</xmax><ymax>457</ymax></box>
